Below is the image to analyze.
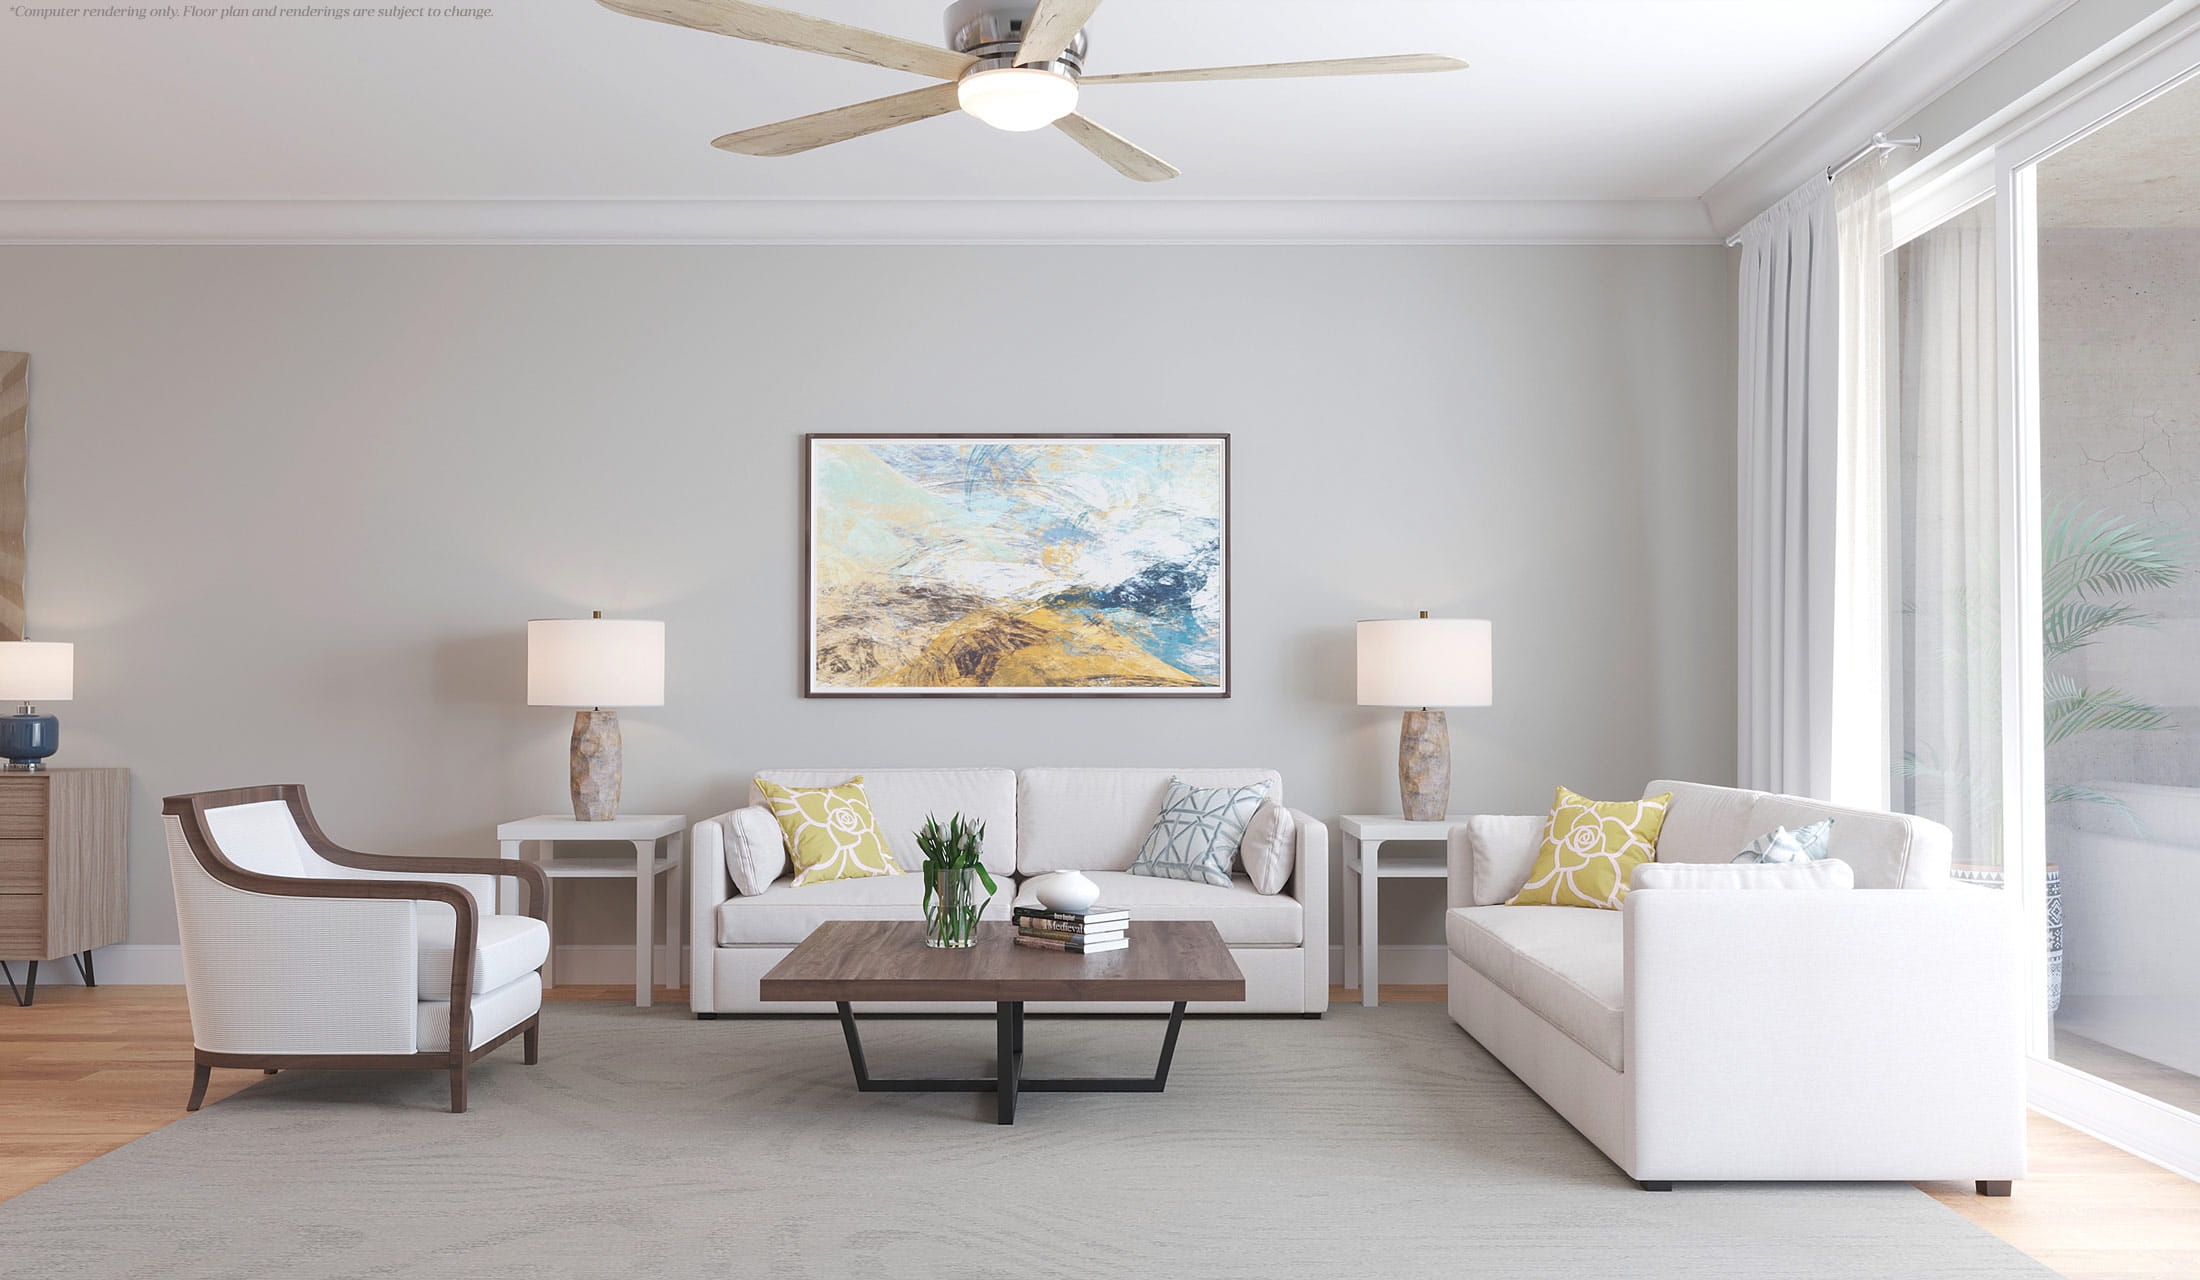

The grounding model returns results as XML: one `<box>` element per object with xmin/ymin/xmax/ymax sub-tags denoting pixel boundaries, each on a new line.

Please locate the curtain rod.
<box><xmin>1827</xmin><ymin>131</ymin><xmax>1922</xmax><ymax>180</ymax></box>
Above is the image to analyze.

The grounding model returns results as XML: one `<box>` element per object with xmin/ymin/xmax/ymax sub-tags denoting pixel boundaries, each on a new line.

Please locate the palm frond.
<box><xmin>2044</xmin><ymin>675</ymin><xmax>2172</xmax><ymax>744</ymax></box>
<box><xmin>2044</xmin><ymin>784</ymin><xmax>2144</xmax><ymax>835</ymax></box>
<box><xmin>2043</xmin><ymin>601</ymin><xmax>2155</xmax><ymax>659</ymax></box>
<box><xmin>2043</xmin><ymin>503</ymin><xmax>2190</xmax><ymax>605</ymax></box>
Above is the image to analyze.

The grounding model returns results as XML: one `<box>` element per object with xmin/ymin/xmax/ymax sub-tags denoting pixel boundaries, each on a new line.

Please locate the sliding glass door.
<box><xmin>2029</xmin><ymin>76</ymin><xmax>2200</xmax><ymax>1118</ymax></box>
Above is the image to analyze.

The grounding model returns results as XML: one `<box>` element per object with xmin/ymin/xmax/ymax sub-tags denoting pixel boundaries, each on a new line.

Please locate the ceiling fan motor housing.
<box><xmin>946</xmin><ymin>0</ymin><xmax>1087</xmax><ymax>78</ymax></box>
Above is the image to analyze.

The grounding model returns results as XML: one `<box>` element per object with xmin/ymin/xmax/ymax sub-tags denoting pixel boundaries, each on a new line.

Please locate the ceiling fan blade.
<box><xmin>713</xmin><ymin>83</ymin><xmax>963</xmax><ymax>156</ymax></box>
<box><xmin>1053</xmin><ymin>114</ymin><xmax>1178</xmax><ymax>183</ymax></box>
<box><xmin>1015</xmin><ymin>0</ymin><xmax>1102</xmax><ymax>66</ymax></box>
<box><xmin>1082</xmin><ymin>53</ymin><xmax>1466</xmax><ymax>86</ymax></box>
<box><xmin>594</xmin><ymin>0</ymin><xmax>974</xmax><ymax>80</ymax></box>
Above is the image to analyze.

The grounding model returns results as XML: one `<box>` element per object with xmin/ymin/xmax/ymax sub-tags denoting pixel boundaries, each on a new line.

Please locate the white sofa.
<box><xmin>690</xmin><ymin>767</ymin><xmax>1329</xmax><ymax>1016</ymax></box>
<box><xmin>1446</xmin><ymin>780</ymin><xmax>2027</xmax><ymax>1192</ymax></box>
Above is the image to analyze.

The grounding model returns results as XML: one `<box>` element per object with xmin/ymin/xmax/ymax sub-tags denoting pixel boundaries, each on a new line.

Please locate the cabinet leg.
<box><xmin>1</xmin><ymin>961</ymin><xmax>23</xmax><ymax>1007</ymax></box>
<box><xmin>74</xmin><ymin>950</ymin><xmax>95</xmax><ymax>987</ymax></box>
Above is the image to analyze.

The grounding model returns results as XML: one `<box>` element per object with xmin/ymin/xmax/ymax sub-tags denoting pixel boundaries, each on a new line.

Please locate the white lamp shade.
<box><xmin>1357</xmin><ymin>618</ymin><xmax>1492</xmax><ymax>708</ymax></box>
<box><xmin>0</xmin><ymin>641</ymin><xmax>74</xmax><ymax>702</ymax></box>
<box><xmin>527</xmin><ymin>618</ymin><xmax>664</xmax><ymax>708</ymax></box>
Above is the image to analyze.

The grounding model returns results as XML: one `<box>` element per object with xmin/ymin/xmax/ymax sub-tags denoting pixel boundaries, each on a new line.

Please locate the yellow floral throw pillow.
<box><xmin>754</xmin><ymin>776</ymin><xmax>902</xmax><ymax>887</ymax></box>
<box><xmin>1507</xmin><ymin>786</ymin><xmax>1673</xmax><ymax>910</ymax></box>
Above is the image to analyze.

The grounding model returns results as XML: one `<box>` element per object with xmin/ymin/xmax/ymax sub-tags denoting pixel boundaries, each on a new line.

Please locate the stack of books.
<box><xmin>1013</xmin><ymin>904</ymin><xmax>1130</xmax><ymax>954</ymax></box>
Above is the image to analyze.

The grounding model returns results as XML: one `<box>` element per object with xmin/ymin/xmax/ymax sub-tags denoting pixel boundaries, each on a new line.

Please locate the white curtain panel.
<box><xmin>1887</xmin><ymin>202</ymin><xmax>2003</xmax><ymax>868</ymax></box>
<box><xmin>1831</xmin><ymin>163</ymin><xmax>1894</xmax><ymax>808</ymax></box>
<box><xmin>1736</xmin><ymin>179</ymin><xmax>1839</xmax><ymax>798</ymax></box>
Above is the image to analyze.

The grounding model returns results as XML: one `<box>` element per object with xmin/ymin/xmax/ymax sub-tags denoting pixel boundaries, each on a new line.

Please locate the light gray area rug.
<box><xmin>0</xmin><ymin>1002</ymin><xmax>2053</xmax><ymax>1279</ymax></box>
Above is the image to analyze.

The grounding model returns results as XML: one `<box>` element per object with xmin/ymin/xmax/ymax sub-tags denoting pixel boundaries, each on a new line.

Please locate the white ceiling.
<box><xmin>0</xmin><ymin>0</ymin><xmax>1946</xmax><ymax>205</ymax></box>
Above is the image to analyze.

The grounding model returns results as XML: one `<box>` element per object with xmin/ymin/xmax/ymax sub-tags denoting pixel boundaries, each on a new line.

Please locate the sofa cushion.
<box><xmin>755</xmin><ymin>776</ymin><xmax>902</xmax><ymax>887</ymax></box>
<box><xmin>1012</xmin><ymin>871</ymin><xmax>1301</xmax><ymax>946</ymax></box>
<box><xmin>753</xmin><ymin>768</ymin><xmax>1016</xmax><ymax>876</ymax></box>
<box><xmin>416</xmin><ymin>908</ymin><xmax>549</xmax><ymax>1000</ymax></box>
<box><xmin>1016</xmin><ymin>768</ymin><xmax>1283</xmax><ymax>874</ymax></box>
<box><xmin>1240</xmin><ymin>802</ymin><xmax>1297</xmax><ymax>895</ymax></box>
<box><xmin>1642</xmin><ymin>779</ymin><xmax>1760</xmax><ymax>867</ymax></box>
<box><xmin>1647</xmin><ymin>779</ymin><xmax>1952</xmax><ymax>890</ymax></box>
<box><xmin>717</xmin><ymin>872</ymin><xmax>1014</xmax><ymax>946</ymax></box>
<box><xmin>1464</xmin><ymin>813</ymin><xmax>1550</xmax><ymax>906</ymax></box>
<box><xmin>1631</xmin><ymin>859</ymin><xmax>1855</xmax><ymax>891</ymax></box>
<box><xmin>720</xmin><ymin>804</ymin><xmax>788</xmax><ymax>898</ymax></box>
<box><xmin>1508</xmin><ymin>787</ymin><xmax>1671</xmax><ymax>911</ymax></box>
<box><xmin>1128</xmin><ymin>777</ymin><xmax>1273</xmax><ymax>887</ymax></box>
<box><xmin>1445</xmin><ymin>905</ymin><xmax>1624</xmax><ymax>1070</ymax></box>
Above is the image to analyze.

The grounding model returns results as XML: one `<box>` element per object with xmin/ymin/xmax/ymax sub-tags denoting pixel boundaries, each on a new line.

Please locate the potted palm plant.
<box><xmin>917</xmin><ymin>813</ymin><xmax>997</xmax><ymax>949</ymax></box>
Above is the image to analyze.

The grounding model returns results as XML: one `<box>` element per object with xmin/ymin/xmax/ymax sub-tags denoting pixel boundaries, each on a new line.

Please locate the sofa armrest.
<box><xmin>1447</xmin><ymin>826</ymin><xmax>1473</xmax><ymax>909</ymax></box>
<box><xmin>689</xmin><ymin>812</ymin><xmax>737</xmax><ymax>1012</ymax></box>
<box><xmin>1286</xmin><ymin>808</ymin><xmax>1329</xmax><ymax>1013</ymax></box>
<box><xmin>1624</xmin><ymin>889</ymin><xmax>2027</xmax><ymax>1182</ymax></box>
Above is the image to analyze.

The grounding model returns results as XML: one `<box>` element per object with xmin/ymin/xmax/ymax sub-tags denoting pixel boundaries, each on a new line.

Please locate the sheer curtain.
<box><xmin>1886</xmin><ymin>202</ymin><xmax>2002</xmax><ymax>869</ymax></box>
<box><xmin>1736</xmin><ymin>179</ymin><xmax>1839</xmax><ymax>798</ymax></box>
<box><xmin>1832</xmin><ymin>163</ymin><xmax>1893</xmax><ymax>807</ymax></box>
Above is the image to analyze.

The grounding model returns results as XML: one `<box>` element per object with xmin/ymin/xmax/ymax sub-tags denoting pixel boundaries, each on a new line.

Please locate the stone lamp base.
<box><xmin>570</xmin><ymin>708</ymin><xmax>622</xmax><ymax>821</ymax></box>
<box><xmin>1398</xmin><ymin>708</ymin><xmax>1450</xmax><ymax>822</ymax></box>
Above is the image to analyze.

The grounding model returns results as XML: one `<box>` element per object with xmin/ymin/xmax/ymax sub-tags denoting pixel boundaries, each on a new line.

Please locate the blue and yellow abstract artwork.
<box><xmin>807</xmin><ymin>435</ymin><xmax>1229</xmax><ymax>695</ymax></box>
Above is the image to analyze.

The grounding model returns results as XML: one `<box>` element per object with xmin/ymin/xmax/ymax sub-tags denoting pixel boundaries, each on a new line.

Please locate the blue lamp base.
<box><xmin>0</xmin><ymin>712</ymin><xmax>59</xmax><ymax>771</ymax></box>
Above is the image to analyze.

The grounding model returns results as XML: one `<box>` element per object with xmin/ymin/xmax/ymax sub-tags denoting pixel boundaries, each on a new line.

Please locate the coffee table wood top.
<box><xmin>759</xmin><ymin>920</ymin><xmax>1245</xmax><ymax>1003</ymax></box>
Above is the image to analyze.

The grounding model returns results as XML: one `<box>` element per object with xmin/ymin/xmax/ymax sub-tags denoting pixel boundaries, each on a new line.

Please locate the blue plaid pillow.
<box><xmin>1128</xmin><ymin>777</ymin><xmax>1273</xmax><ymax>888</ymax></box>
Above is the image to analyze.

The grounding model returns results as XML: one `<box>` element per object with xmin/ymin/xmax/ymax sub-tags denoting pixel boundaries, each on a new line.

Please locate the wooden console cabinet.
<box><xmin>0</xmin><ymin>768</ymin><xmax>128</xmax><ymax>1006</ymax></box>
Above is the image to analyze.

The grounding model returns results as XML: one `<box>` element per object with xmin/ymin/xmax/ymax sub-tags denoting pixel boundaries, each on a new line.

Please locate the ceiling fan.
<box><xmin>594</xmin><ymin>0</ymin><xmax>1467</xmax><ymax>182</ymax></box>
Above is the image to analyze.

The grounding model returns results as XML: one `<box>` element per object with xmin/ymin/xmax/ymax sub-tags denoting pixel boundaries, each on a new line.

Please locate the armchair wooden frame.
<box><xmin>164</xmin><ymin>784</ymin><xmax>551</xmax><ymax>1114</ymax></box>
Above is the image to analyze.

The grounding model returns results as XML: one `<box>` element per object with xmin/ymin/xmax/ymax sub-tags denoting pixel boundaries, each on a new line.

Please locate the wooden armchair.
<box><xmin>163</xmin><ymin>784</ymin><xmax>551</xmax><ymax>1114</ymax></box>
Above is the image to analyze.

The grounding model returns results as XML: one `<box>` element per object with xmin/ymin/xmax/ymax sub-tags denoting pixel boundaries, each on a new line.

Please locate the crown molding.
<box><xmin>0</xmin><ymin>198</ymin><xmax>1717</xmax><ymax>246</ymax></box>
<box><xmin>1702</xmin><ymin>0</ymin><xmax>2081</xmax><ymax>235</ymax></box>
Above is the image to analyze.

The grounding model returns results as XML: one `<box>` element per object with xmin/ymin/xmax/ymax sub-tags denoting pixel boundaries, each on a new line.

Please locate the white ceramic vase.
<box><xmin>1033</xmin><ymin>869</ymin><xmax>1101</xmax><ymax>914</ymax></box>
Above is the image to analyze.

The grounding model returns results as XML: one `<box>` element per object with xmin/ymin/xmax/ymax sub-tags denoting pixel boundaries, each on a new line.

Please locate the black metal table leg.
<box><xmin>996</xmin><ymin>1002</ymin><xmax>1020</xmax><ymax>1124</ymax></box>
<box><xmin>831</xmin><ymin>1000</ymin><xmax>1191</xmax><ymax>1124</ymax></box>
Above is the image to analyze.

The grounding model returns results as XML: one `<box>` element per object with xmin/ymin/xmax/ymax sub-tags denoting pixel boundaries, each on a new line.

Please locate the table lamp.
<box><xmin>1357</xmin><ymin>613</ymin><xmax>1492</xmax><ymax>821</ymax></box>
<box><xmin>0</xmin><ymin>640</ymin><xmax>73</xmax><ymax>772</ymax></box>
<box><xmin>528</xmin><ymin>612</ymin><xmax>664</xmax><ymax>821</ymax></box>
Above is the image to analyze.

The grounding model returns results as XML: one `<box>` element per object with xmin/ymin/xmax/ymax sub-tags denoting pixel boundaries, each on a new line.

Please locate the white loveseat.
<box><xmin>690</xmin><ymin>768</ymin><xmax>1329</xmax><ymax>1016</ymax></box>
<box><xmin>1446</xmin><ymin>780</ymin><xmax>2027</xmax><ymax>1192</ymax></box>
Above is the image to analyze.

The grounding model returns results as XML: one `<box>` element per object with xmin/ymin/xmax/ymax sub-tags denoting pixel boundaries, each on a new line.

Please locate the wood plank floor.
<box><xmin>4</xmin><ymin>983</ymin><xmax>2197</xmax><ymax>1279</ymax></box>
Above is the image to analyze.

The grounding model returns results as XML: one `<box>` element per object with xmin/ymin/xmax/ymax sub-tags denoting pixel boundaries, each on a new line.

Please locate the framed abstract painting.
<box><xmin>805</xmin><ymin>434</ymin><xmax>1229</xmax><ymax>697</ymax></box>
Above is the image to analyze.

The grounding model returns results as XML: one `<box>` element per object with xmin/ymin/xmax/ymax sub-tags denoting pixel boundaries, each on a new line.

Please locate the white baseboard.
<box><xmin>41</xmin><ymin>942</ymin><xmax>1455</xmax><ymax>989</ymax></box>
<box><xmin>2029</xmin><ymin>1056</ymin><xmax>2200</xmax><ymax>1183</ymax></box>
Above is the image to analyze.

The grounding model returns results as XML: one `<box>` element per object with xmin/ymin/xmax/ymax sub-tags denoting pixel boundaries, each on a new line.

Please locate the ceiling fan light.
<box><xmin>957</xmin><ymin>66</ymin><xmax>1079</xmax><ymax>132</ymax></box>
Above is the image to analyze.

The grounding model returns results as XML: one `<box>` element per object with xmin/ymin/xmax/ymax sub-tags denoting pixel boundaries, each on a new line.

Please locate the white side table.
<box><xmin>1340</xmin><ymin>814</ymin><xmax>1465</xmax><ymax>1008</ymax></box>
<box><xmin>495</xmin><ymin>813</ymin><xmax>686</xmax><ymax>1008</ymax></box>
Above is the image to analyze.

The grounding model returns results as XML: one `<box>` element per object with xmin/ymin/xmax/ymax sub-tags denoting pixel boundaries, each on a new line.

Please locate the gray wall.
<box><xmin>0</xmin><ymin>244</ymin><xmax>1735</xmax><ymax>957</ymax></box>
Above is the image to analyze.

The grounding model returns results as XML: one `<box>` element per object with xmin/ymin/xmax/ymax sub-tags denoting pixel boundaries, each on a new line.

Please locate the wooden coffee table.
<box><xmin>759</xmin><ymin>919</ymin><xmax>1245</xmax><ymax>1124</ymax></box>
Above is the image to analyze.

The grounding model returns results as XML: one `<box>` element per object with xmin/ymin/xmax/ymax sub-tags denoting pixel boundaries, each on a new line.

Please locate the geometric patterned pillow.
<box><xmin>1506</xmin><ymin>786</ymin><xmax>1672</xmax><ymax>911</ymax></box>
<box><xmin>753</xmin><ymin>775</ymin><xmax>902</xmax><ymax>888</ymax></box>
<box><xmin>1127</xmin><ymin>777</ymin><xmax>1273</xmax><ymax>888</ymax></box>
<box><xmin>1732</xmin><ymin>818</ymin><xmax>1835</xmax><ymax>864</ymax></box>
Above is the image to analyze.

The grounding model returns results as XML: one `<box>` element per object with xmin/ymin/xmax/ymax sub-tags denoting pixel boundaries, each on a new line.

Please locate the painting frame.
<box><xmin>803</xmin><ymin>432</ymin><xmax>1231</xmax><ymax>699</ymax></box>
